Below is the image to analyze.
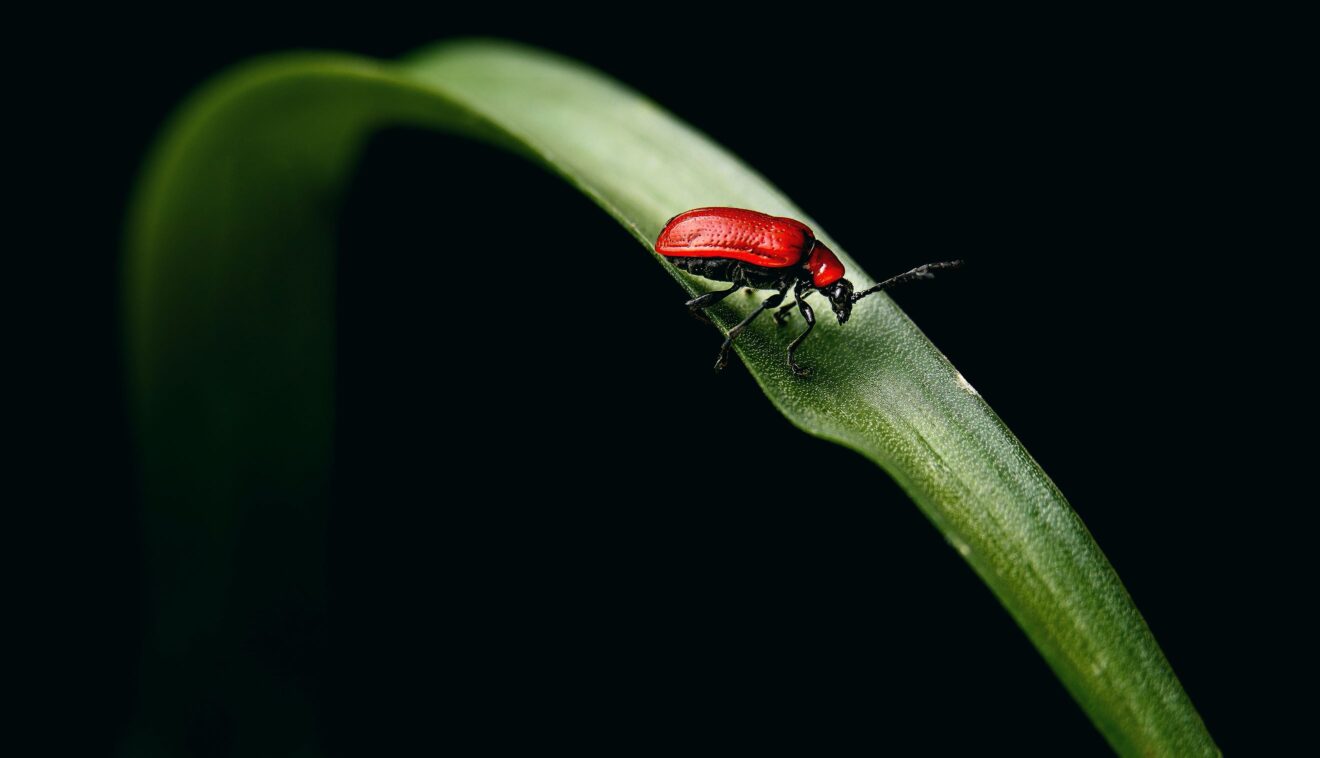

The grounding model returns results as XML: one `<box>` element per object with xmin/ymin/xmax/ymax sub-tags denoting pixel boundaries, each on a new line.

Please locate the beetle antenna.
<box><xmin>850</xmin><ymin>260</ymin><xmax>965</xmax><ymax>303</ymax></box>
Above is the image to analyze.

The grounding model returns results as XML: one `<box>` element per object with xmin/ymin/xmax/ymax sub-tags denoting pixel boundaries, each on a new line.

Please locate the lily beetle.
<box><xmin>656</xmin><ymin>207</ymin><xmax>962</xmax><ymax>375</ymax></box>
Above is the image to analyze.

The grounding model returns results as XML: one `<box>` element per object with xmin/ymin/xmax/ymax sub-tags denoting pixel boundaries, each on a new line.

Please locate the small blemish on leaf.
<box><xmin>956</xmin><ymin>371</ymin><xmax>980</xmax><ymax>396</ymax></box>
<box><xmin>947</xmin><ymin>534</ymin><xmax>972</xmax><ymax>557</ymax></box>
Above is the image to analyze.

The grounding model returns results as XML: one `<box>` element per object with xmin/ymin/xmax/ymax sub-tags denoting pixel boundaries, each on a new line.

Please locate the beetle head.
<box><xmin>822</xmin><ymin>279</ymin><xmax>855</xmax><ymax>324</ymax></box>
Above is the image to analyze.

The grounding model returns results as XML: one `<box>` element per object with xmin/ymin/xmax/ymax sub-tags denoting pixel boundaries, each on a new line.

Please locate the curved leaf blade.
<box><xmin>125</xmin><ymin>39</ymin><xmax>1216</xmax><ymax>755</ymax></box>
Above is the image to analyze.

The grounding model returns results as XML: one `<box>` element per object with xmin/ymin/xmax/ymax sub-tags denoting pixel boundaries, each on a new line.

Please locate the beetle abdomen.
<box><xmin>655</xmin><ymin>207</ymin><xmax>812</xmax><ymax>268</ymax></box>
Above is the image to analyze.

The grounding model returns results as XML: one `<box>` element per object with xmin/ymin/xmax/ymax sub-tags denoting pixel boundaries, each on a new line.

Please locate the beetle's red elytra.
<box><xmin>655</xmin><ymin>207</ymin><xmax>812</xmax><ymax>270</ymax></box>
<box><xmin>655</xmin><ymin>207</ymin><xmax>846</xmax><ymax>287</ymax></box>
<box><xmin>655</xmin><ymin>207</ymin><xmax>962</xmax><ymax>376</ymax></box>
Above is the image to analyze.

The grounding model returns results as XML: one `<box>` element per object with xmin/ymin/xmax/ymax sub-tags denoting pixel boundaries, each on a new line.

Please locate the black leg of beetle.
<box><xmin>684</xmin><ymin>282</ymin><xmax>741</xmax><ymax>324</ymax></box>
<box><xmin>772</xmin><ymin>300</ymin><xmax>796</xmax><ymax>325</ymax></box>
<box><xmin>850</xmin><ymin>260</ymin><xmax>965</xmax><ymax>302</ymax></box>
<box><xmin>786</xmin><ymin>294</ymin><xmax>817</xmax><ymax>377</ymax></box>
<box><xmin>713</xmin><ymin>291</ymin><xmax>786</xmax><ymax>372</ymax></box>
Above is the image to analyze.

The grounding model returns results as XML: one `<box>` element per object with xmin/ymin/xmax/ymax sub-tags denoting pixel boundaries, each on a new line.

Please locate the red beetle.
<box><xmin>656</xmin><ymin>207</ymin><xmax>962</xmax><ymax>375</ymax></box>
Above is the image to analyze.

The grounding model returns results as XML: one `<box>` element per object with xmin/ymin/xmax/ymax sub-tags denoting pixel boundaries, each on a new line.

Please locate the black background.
<box><xmin>30</xmin><ymin>6</ymin><xmax>1308</xmax><ymax>756</ymax></box>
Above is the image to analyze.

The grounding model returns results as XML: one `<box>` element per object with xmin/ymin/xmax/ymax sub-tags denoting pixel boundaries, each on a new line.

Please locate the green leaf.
<box><xmin>125</xmin><ymin>39</ymin><xmax>1216</xmax><ymax>755</ymax></box>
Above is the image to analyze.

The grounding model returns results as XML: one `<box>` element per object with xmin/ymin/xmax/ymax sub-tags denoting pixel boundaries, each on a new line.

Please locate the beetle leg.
<box><xmin>772</xmin><ymin>300</ymin><xmax>797</xmax><ymax>325</ymax></box>
<box><xmin>684</xmin><ymin>283</ymin><xmax>741</xmax><ymax>324</ymax></box>
<box><xmin>713</xmin><ymin>290</ymin><xmax>787</xmax><ymax>372</ymax></box>
<box><xmin>787</xmin><ymin>293</ymin><xmax>817</xmax><ymax>377</ymax></box>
